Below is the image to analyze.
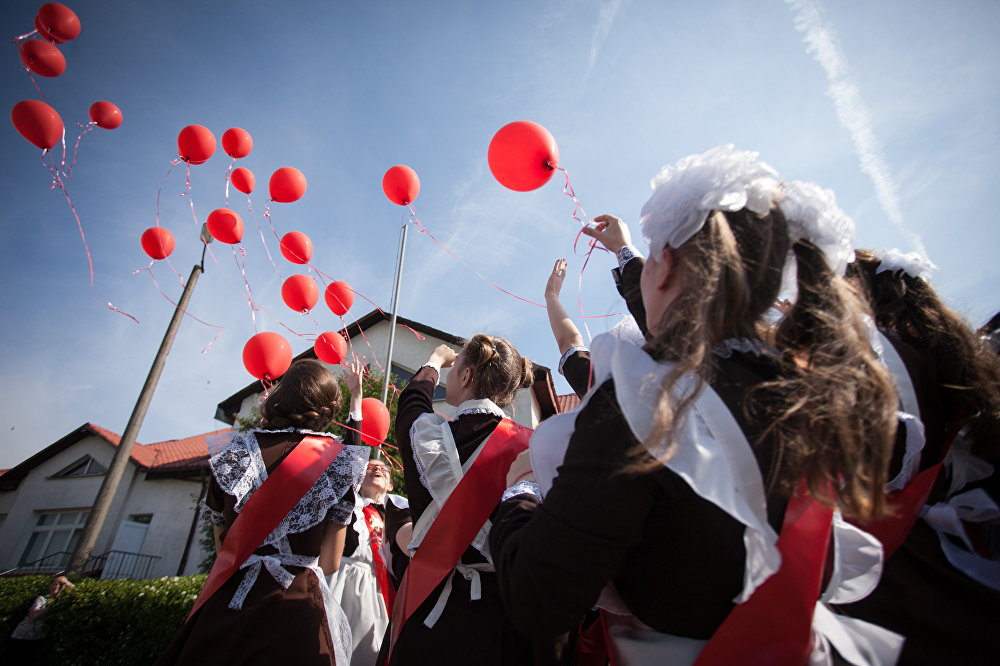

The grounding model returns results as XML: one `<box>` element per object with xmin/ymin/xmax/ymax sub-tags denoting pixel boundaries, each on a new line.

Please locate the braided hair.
<box><xmin>260</xmin><ymin>359</ymin><xmax>342</xmax><ymax>432</ymax></box>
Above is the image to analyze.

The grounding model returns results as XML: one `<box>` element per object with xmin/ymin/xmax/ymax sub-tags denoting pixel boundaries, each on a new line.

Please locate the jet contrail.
<box><xmin>787</xmin><ymin>0</ymin><xmax>927</xmax><ymax>256</ymax></box>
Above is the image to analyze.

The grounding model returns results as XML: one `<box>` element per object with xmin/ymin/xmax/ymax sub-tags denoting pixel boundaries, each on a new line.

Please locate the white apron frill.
<box><xmin>529</xmin><ymin>333</ymin><xmax>903</xmax><ymax>665</ymax></box>
<box><xmin>405</xmin><ymin>399</ymin><xmax>507</xmax><ymax>628</ymax></box>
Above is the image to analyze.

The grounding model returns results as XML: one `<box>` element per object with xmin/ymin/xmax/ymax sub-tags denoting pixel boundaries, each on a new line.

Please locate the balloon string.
<box><xmin>13</xmin><ymin>28</ymin><xmax>39</xmax><ymax>41</ymax></box>
<box><xmin>132</xmin><ymin>261</ymin><xmax>225</xmax><ymax>353</ymax></box>
<box><xmin>43</xmin><ymin>150</ymin><xmax>138</xmax><ymax>323</ymax></box>
<box><xmin>63</xmin><ymin>121</ymin><xmax>97</xmax><ymax>176</ymax></box>
<box><xmin>557</xmin><ymin>166</ymin><xmax>612</xmax><ymax>323</ymax></box>
<box><xmin>224</xmin><ymin>160</ymin><xmax>233</xmax><ymax>208</ymax></box>
<box><xmin>163</xmin><ymin>256</ymin><xmax>187</xmax><ymax>289</ymax></box>
<box><xmin>154</xmin><ymin>159</ymin><xmax>181</xmax><ymax>228</ymax></box>
<box><xmin>22</xmin><ymin>67</ymin><xmax>50</xmax><ymax>105</ymax></box>
<box><xmin>405</xmin><ymin>204</ymin><xmax>618</xmax><ymax>320</ymax></box>
<box><xmin>231</xmin><ymin>243</ymin><xmax>259</xmax><ymax>332</ymax></box>
<box><xmin>251</xmin><ymin>203</ymin><xmax>282</xmax><ymax>279</ymax></box>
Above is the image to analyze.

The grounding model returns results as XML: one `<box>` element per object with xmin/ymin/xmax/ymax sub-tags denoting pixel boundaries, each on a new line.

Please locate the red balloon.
<box><xmin>242</xmin><ymin>332</ymin><xmax>293</xmax><ymax>381</ymax></box>
<box><xmin>222</xmin><ymin>127</ymin><xmax>253</xmax><ymax>158</ymax></box>
<box><xmin>382</xmin><ymin>165</ymin><xmax>420</xmax><ymax>206</ymax></box>
<box><xmin>11</xmin><ymin>99</ymin><xmax>63</xmax><ymax>150</ymax></box>
<box><xmin>269</xmin><ymin>167</ymin><xmax>307</xmax><ymax>203</ymax></box>
<box><xmin>19</xmin><ymin>39</ymin><xmax>65</xmax><ymax>77</ymax></box>
<box><xmin>281</xmin><ymin>274</ymin><xmax>319</xmax><ymax>313</ymax></box>
<box><xmin>35</xmin><ymin>3</ymin><xmax>81</xmax><ymax>44</ymax></box>
<box><xmin>177</xmin><ymin>124</ymin><xmax>216</xmax><ymax>165</ymax></box>
<box><xmin>280</xmin><ymin>231</ymin><xmax>313</xmax><ymax>264</ymax></box>
<box><xmin>314</xmin><ymin>331</ymin><xmax>348</xmax><ymax>365</ymax></box>
<box><xmin>89</xmin><ymin>101</ymin><xmax>122</xmax><ymax>129</ymax></box>
<box><xmin>231</xmin><ymin>167</ymin><xmax>255</xmax><ymax>194</ymax></box>
<box><xmin>140</xmin><ymin>227</ymin><xmax>175</xmax><ymax>260</ymax></box>
<box><xmin>487</xmin><ymin>121</ymin><xmax>560</xmax><ymax>192</ymax></box>
<box><xmin>360</xmin><ymin>397</ymin><xmax>391</xmax><ymax>446</ymax></box>
<box><xmin>206</xmin><ymin>208</ymin><xmax>244</xmax><ymax>244</ymax></box>
<box><xmin>324</xmin><ymin>281</ymin><xmax>354</xmax><ymax>316</ymax></box>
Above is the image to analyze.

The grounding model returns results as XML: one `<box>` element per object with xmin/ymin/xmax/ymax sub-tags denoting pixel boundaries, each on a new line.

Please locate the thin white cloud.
<box><xmin>586</xmin><ymin>0</ymin><xmax>626</xmax><ymax>80</ymax></box>
<box><xmin>786</xmin><ymin>0</ymin><xmax>928</xmax><ymax>257</ymax></box>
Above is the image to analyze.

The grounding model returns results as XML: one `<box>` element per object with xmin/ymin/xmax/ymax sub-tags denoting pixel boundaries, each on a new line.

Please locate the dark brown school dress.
<box><xmin>156</xmin><ymin>429</ymin><xmax>368</xmax><ymax>666</ymax></box>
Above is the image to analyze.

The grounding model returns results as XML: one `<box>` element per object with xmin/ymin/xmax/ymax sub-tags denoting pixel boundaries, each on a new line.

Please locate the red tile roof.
<box><xmin>555</xmin><ymin>393</ymin><xmax>580</xmax><ymax>413</ymax></box>
<box><xmin>85</xmin><ymin>422</ymin><xmax>230</xmax><ymax>474</ymax></box>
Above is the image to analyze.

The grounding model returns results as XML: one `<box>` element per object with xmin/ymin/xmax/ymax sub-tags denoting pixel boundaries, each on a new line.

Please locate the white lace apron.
<box><xmin>209</xmin><ymin>429</ymin><xmax>369</xmax><ymax>666</ymax></box>
<box><xmin>529</xmin><ymin>333</ymin><xmax>903</xmax><ymax>666</ymax></box>
<box><xmin>406</xmin><ymin>399</ymin><xmax>507</xmax><ymax>628</ymax></box>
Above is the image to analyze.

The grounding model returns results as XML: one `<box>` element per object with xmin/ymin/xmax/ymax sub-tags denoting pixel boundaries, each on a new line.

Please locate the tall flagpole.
<box><xmin>378</xmin><ymin>218</ymin><xmax>408</xmax><ymax>458</ymax></box>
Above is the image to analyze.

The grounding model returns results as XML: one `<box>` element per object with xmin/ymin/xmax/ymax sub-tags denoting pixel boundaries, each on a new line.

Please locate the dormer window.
<box><xmin>52</xmin><ymin>455</ymin><xmax>107</xmax><ymax>478</ymax></box>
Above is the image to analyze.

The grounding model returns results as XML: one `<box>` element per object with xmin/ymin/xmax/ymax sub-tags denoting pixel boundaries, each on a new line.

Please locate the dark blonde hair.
<box><xmin>461</xmin><ymin>334</ymin><xmax>534</xmax><ymax>408</ymax></box>
<box><xmin>260</xmin><ymin>359</ymin><xmax>342</xmax><ymax>432</ymax></box>
<box><xmin>849</xmin><ymin>250</ymin><xmax>1000</xmax><ymax>459</ymax></box>
<box><xmin>640</xmin><ymin>207</ymin><xmax>897</xmax><ymax>518</ymax></box>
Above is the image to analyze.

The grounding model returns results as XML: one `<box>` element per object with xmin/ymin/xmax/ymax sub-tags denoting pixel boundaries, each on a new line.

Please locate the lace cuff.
<box><xmin>349</xmin><ymin>409</ymin><xmax>362</xmax><ymax>422</ymax></box>
<box><xmin>502</xmin><ymin>481</ymin><xmax>542</xmax><ymax>502</ymax></box>
<box><xmin>558</xmin><ymin>345</ymin><xmax>589</xmax><ymax>376</ymax></box>
<box><xmin>199</xmin><ymin>499</ymin><xmax>226</xmax><ymax>526</ymax></box>
<box><xmin>617</xmin><ymin>245</ymin><xmax>644</xmax><ymax>270</ymax></box>
<box><xmin>327</xmin><ymin>489</ymin><xmax>357</xmax><ymax>525</ymax></box>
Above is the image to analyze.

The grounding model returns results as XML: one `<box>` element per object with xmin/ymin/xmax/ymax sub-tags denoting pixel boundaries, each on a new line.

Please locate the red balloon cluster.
<box><xmin>324</xmin><ymin>281</ymin><xmax>354</xmax><ymax>316</ymax></box>
<box><xmin>206</xmin><ymin>208</ymin><xmax>244</xmax><ymax>244</ymax></box>
<box><xmin>281</xmin><ymin>274</ymin><xmax>319</xmax><ymax>313</ymax></box>
<box><xmin>360</xmin><ymin>398</ymin><xmax>391</xmax><ymax>446</ymax></box>
<box><xmin>488</xmin><ymin>121</ymin><xmax>559</xmax><ymax>191</ymax></box>
<box><xmin>269</xmin><ymin>167</ymin><xmax>307</xmax><ymax>203</ymax></box>
<box><xmin>19</xmin><ymin>39</ymin><xmax>65</xmax><ymax>77</ymax></box>
<box><xmin>11</xmin><ymin>99</ymin><xmax>63</xmax><ymax>150</ymax></box>
<box><xmin>89</xmin><ymin>101</ymin><xmax>122</xmax><ymax>129</ymax></box>
<box><xmin>140</xmin><ymin>227</ymin><xmax>175</xmax><ymax>260</ymax></box>
<box><xmin>382</xmin><ymin>165</ymin><xmax>420</xmax><ymax>206</ymax></box>
<box><xmin>280</xmin><ymin>231</ymin><xmax>313</xmax><ymax>264</ymax></box>
<box><xmin>314</xmin><ymin>331</ymin><xmax>348</xmax><ymax>365</ymax></box>
<box><xmin>35</xmin><ymin>3</ymin><xmax>81</xmax><ymax>44</ymax></box>
<box><xmin>222</xmin><ymin>127</ymin><xmax>253</xmax><ymax>159</ymax></box>
<box><xmin>231</xmin><ymin>167</ymin><xmax>255</xmax><ymax>194</ymax></box>
<box><xmin>243</xmin><ymin>332</ymin><xmax>293</xmax><ymax>381</ymax></box>
<box><xmin>177</xmin><ymin>124</ymin><xmax>216</xmax><ymax>165</ymax></box>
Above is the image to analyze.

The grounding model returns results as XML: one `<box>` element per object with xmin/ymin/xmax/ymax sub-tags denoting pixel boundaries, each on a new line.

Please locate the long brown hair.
<box><xmin>260</xmin><ymin>359</ymin><xmax>342</xmax><ymax>432</ymax></box>
<box><xmin>461</xmin><ymin>334</ymin><xmax>534</xmax><ymax>408</ymax></box>
<box><xmin>639</xmin><ymin>207</ymin><xmax>897</xmax><ymax>518</ymax></box>
<box><xmin>849</xmin><ymin>250</ymin><xmax>1000</xmax><ymax>459</ymax></box>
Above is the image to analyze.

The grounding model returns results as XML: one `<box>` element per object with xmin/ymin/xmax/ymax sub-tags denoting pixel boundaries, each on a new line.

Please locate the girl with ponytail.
<box><xmin>381</xmin><ymin>335</ymin><xmax>553</xmax><ymax>665</ymax></box>
<box><xmin>490</xmin><ymin>146</ymin><xmax>901</xmax><ymax>665</ymax></box>
<box><xmin>840</xmin><ymin>249</ymin><xmax>1000</xmax><ymax>664</ymax></box>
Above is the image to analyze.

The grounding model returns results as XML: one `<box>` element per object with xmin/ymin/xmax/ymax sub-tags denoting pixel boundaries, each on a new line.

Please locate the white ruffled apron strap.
<box><xmin>922</xmin><ymin>488</ymin><xmax>1000</xmax><ymax>591</ymax></box>
<box><xmin>810</xmin><ymin>603</ymin><xmax>905</xmax><ymax>666</ymax></box>
<box><xmin>872</xmin><ymin>330</ymin><xmax>927</xmax><ymax>491</ymax></box>
<box><xmin>228</xmin><ymin>552</ymin><xmax>321</xmax><ymax>610</ymax></box>
<box><xmin>422</xmin><ymin>561</ymin><xmax>494</xmax><ymax>628</ymax></box>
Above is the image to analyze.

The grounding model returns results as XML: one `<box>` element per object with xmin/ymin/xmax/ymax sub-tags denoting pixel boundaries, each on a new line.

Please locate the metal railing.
<box><xmin>1</xmin><ymin>550</ymin><xmax>162</xmax><ymax>580</ymax></box>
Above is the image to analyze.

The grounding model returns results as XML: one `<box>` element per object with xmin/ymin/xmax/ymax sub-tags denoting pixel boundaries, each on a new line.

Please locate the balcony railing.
<box><xmin>1</xmin><ymin>550</ymin><xmax>162</xmax><ymax>580</ymax></box>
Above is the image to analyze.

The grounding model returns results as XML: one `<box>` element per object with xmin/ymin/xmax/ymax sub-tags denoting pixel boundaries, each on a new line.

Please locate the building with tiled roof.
<box><xmin>0</xmin><ymin>423</ymin><xmax>229</xmax><ymax>580</ymax></box>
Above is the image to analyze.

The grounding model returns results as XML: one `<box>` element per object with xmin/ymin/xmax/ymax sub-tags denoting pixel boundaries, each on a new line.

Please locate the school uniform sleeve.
<box><xmin>489</xmin><ymin>379</ymin><xmax>660</xmax><ymax>640</ymax></box>
<box><xmin>615</xmin><ymin>256</ymin><xmax>648</xmax><ymax>338</ymax></box>
<box><xmin>394</xmin><ymin>365</ymin><xmax>440</xmax><ymax>524</ymax></box>
<box><xmin>561</xmin><ymin>349</ymin><xmax>593</xmax><ymax>398</ymax></box>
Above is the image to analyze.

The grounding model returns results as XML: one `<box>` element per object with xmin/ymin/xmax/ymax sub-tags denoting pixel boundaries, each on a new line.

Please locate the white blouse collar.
<box><xmin>455</xmin><ymin>398</ymin><xmax>506</xmax><ymax>420</ymax></box>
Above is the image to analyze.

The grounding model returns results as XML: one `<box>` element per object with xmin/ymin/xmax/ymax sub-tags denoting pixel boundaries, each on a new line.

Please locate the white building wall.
<box><xmin>0</xmin><ymin>436</ymin><xmax>137</xmax><ymax>572</ymax></box>
<box><xmin>121</xmin><ymin>474</ymin><xmax>209</xmax><ymax>577</ymax></box>
<box><xmin>0</xmin><ymin>436</ymin><xmax>211</xmax><ymax>578</ymax></box>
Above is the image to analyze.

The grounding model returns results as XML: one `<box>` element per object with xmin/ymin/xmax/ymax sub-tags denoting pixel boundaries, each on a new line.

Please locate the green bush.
<box><xmin>0</xmin><ymin>575</ymin><xmax>51</xmax><ymax>653</ymax></box>
<box><xmin>0</xmin><ymin>574</ymin><xmax>205</xmax><ymax>665</ymax></box>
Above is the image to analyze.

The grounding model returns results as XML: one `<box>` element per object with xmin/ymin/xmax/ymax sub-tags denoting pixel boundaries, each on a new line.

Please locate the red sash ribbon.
<box><xmin>385</xmin><ymin>418</ymin><xmax>532</xmax><ymax>661</ymax></box>
<box><xmin>694</xmin><ymin>479</ymin><xmax>833</xmax><ymax>666</ymax></box>
<box><xmin>188</xmin><ymin>435</ymin><xmax>346</xmax><ymax>620</ymax></box>
<box><xmin>364</xmin><ymin>504</ymin><xmax>396</xmax><ymax>615</ymax></box>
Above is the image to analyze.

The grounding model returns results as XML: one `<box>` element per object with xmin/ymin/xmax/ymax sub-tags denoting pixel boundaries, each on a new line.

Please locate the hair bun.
<box><xmin>519</xmin><ymin>356</ymin><xmax>535</xmax><ymax>389</ymax></box>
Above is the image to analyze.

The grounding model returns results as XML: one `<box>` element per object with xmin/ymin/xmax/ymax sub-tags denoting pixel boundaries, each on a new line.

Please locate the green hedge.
<box><xmin>0</xmin><ymin>574</ymin><xmax>205</xmax><ymax>665</ymax></box>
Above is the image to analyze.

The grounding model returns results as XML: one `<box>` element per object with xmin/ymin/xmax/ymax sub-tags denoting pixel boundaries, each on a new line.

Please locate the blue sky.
<box><xmin>2</xmin><ymin>0</ymin><xmax>998</xmax><ymax>468</ymax></box>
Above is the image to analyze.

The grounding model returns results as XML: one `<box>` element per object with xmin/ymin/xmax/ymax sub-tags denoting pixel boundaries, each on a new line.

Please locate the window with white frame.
<box><xmin>18</xmin><ymin>510</ymin><xmax>90</xmax><ymax>566</ymax></box>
